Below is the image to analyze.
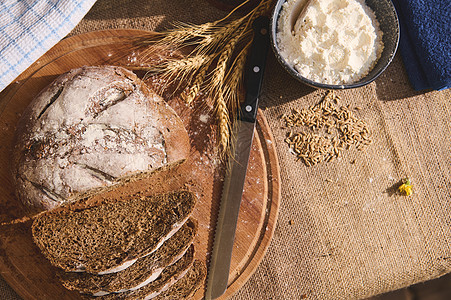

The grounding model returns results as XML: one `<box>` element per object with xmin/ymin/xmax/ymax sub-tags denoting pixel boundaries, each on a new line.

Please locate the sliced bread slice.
<box><xmin>32</xmin><ymin>190</ymin><xmax>196</xmax><ymax>274</ymax></box>
<box><xmin>97</xmin><ymin>244</ymin><xmax>195</xmax><ymax>300</ymax></box>
<box><xmin>59</xmin><ymin>218</ymin><xmax>198</xmax><ymax>295</ymax></box>
<box><xmin>152</xmin><ymin>260</ymin><xmax>206</xmax><ymax>300</ymax></box>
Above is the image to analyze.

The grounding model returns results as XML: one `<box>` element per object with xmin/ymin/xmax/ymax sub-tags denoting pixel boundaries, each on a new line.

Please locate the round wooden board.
<box><xmin>0</xmin><ymin>29</ymin><xmax>280</xmax><ymax>300</ymax></box>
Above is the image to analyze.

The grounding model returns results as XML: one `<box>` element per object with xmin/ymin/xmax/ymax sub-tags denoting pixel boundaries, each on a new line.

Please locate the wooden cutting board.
<box><xmin>0</xmin><ymin>29</ymin><xmax>280</xmax><ymax>300</ymax></box>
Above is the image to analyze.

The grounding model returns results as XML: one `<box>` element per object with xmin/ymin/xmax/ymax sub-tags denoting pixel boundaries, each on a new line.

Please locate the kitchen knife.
<box><xmin>205</xmin><ymin>16</ymin><xmax>270</xmax><ymax>300</ymax></box>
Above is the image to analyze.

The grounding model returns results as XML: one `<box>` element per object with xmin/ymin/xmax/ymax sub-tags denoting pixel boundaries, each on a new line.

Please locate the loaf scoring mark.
<box><xmin>88</xmin><ymin>82</ymin><xmax>136</xmax><ymax>118</ymax></box>
<box><xmin>91</xmin><ymin>88</ymin><xmax>129</xmax><ymax>118</ymax></box>
<box><xmin>37</xmin><ymin>85</ymin><xmax>64</xmax><ymax>119</ymax></box>
<box><xmin>75</xmin><ymin>163</ymin><xmax>116</xmax><ymax>183</ymax></box>
<box><xmin>23</xmin><ymin>123</ymin><xmax>166</xmax><ymax>163</ymax></box>
<box><xmin>161</xmin><ymin>134</ymin><xmax>168</xmax><ymax>164</ymax></box>
<box><xmin>21</xmin><ymin>124</ymin><xmax>167</xmax><ymax>200</ymax></box>
<box><xmin>26</xmin><ymin>179</ymin><xmax>64</xmax><ymax>203</ymax></box>
<box><xmin>114</xmin><ymin>69</ymin><xmax>135</xmax><ymax>83</ymax></box>
<box><xmin>100</xmin><ymin>123</ymin><xmax>138</xmax><ymax>142</ymax></box>
<box><xmin>114</xmin><ymin>69</ymin><xmax>123</xmax><ymax>77</ymax></box>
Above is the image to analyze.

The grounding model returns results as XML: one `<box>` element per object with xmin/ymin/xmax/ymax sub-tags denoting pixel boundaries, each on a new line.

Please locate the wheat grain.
<box><xmin>283</xmin><ymin>91</ymin><xmax>372</xmax><ymax>166</ymax></box>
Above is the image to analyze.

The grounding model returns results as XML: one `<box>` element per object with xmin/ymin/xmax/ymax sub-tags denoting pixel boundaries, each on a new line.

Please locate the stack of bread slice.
<box><xmin>11</xmin><ymin>66</ymin><xmax>206</xmax><ymax>299</ymax></box>
<box><xmin>32</xmin><ymin>191</ymin><xmax>206</xmax><ymax>299</ymax></box>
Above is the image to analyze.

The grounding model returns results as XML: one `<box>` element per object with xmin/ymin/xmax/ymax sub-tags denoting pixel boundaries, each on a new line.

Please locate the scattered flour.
<box><xmin>277</xmin><ymin>0</ymin><xmax>384</xmax><ymax>84</ymax></box>
<box><xmin>199</xmin><ymin>114</ymin><xmax>209</xmax><ymax>123</ymax></box>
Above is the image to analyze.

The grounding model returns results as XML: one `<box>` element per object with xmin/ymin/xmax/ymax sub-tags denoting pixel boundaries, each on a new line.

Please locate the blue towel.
<box><xmin>393</xmin><ymin>0</ymin><xmax>450</xmax><ymax>91</ymax></box>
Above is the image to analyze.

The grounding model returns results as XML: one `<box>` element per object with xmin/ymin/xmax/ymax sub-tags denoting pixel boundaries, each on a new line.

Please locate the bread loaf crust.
<box><xmin>11</xmin><ymin>66</ymin><xmax>189</xmax><ymax>213</ymax></box>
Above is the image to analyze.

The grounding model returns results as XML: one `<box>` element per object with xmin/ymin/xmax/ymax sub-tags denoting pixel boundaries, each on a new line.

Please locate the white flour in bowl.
<box><xmin>277</xmin><ymin>0</ymin><xmax>384</xmax><ymax>85</ymax></box>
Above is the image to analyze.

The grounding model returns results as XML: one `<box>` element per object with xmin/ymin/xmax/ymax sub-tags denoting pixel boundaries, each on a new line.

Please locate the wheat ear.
<box><xmin>152</xmin><ymin>55</ymin><xmax>209</xmax><ymax>80</ymax></box>
<box><xmin>223</xmin><ymin>41</ymin><xmax>251</xmax><ymax>116</ymax></box>
<box><xmin>216</xmin><ymin>91</ymin><xmax>231</xmax><ymax>156</ymax></box>
<box><xmin>181</xmin><ymin>55</ymin><xmax>215</xmax><ymax>104</ymax></box>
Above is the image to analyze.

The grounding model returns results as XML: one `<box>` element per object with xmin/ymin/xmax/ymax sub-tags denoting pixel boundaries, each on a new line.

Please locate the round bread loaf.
<box><xmin>12</xmin><ymin>65</ymin><xmax>189</xmax><ymax>213</ymax></box>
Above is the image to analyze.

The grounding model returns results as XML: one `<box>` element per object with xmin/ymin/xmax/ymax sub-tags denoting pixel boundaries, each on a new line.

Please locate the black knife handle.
<box><xmin>239</xmin><ymin>16</ymin><xmax>270</xmax><ymax>123</ymax></box>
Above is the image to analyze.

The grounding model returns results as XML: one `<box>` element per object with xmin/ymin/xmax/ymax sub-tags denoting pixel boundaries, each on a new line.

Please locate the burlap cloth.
<box><xmin>1</xmin><ymin>0</ymin><xmax>450</xmax><ymax>299</ymax></box>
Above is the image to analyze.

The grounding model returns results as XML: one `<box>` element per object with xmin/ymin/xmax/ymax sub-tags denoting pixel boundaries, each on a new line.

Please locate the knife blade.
<box><xmin>205</xmin><ymin>16</ymin><xmax>271</xmax><ymax>300</ymax></box>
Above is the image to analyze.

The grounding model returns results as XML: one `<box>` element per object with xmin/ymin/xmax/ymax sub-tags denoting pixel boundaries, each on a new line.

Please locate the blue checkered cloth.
<box><xmin>0</xmin><ymin>0</ymin><xmax>97</xmax><ymax>92</ymax></box>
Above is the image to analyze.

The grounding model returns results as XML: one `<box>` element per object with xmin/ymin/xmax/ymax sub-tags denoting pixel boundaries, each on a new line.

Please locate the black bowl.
<box><xmin>270</xmin><ymin>0</ymin><xmax>400</xmax><ymax>89</ymax></box>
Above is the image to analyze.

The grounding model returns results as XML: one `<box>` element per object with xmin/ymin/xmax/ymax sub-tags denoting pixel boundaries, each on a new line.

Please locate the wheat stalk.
<box><xmin>135</xmin><ymin>0</ymin><xmax>251</xmax><ymax>54</ymax></box>
<box><xmin>130</xmin><ymin>0</ymin><xmax>275</xmax><ymax>157</ymax></box>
